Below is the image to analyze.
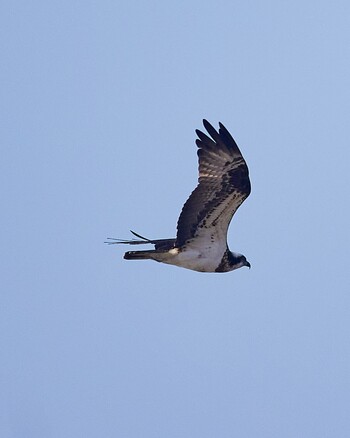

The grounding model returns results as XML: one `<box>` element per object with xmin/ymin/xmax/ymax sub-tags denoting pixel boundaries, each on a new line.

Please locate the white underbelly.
<box><xmin>153</xmin><ymin>246</ymin><xmax>225</xmax><ymax>272</ymax></box>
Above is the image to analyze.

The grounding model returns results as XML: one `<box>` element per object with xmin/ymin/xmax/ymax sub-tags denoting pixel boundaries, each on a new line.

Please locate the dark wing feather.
<box><xmin>175</xmin><ymin>120</ymin><xmax>250</xmax><ymax>247</ymax></box>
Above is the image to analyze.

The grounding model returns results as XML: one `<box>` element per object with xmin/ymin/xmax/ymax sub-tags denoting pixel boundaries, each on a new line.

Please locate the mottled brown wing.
<box><xmin>175</xmin><ymin>120</ymin><xmax>251</xmax><ymax>248</ymax></box>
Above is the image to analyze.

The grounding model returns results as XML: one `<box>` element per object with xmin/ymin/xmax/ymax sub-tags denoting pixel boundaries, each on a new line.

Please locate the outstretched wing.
<box><xmin>175</xmin><ymin>120</ymin><xmax>251</xmax><ymax>248</ymax></box>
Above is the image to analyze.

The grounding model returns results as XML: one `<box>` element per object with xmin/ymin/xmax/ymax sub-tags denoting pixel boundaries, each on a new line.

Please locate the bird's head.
<box><xmin>229</xmin><ymin>252</ymin><xmax>251</xmax><ymax>271</ymax></box>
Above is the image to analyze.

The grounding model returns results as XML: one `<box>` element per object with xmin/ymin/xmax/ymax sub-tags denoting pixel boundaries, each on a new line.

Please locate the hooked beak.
<box><xmin>245</xmin><ymin>261</ymin><xmax>251</xmax><ymax>269</ymax></box>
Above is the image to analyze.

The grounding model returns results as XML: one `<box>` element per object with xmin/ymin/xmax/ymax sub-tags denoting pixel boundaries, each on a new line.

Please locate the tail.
<box><xmin>124</xmin><ymin>249</ymin><xmax>159</xmax><ymax>260</ymax></box>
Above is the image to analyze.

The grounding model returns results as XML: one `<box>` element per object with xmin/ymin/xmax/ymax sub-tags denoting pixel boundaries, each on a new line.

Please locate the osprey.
<box><xmin>106</xmin><ymin>120</ymin><xmax>251</xmax><ymax>273</ymax></box>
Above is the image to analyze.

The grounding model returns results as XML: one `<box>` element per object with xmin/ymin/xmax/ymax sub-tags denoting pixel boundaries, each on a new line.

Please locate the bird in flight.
<box><xmin>106</xmin><ymin>120</ymin><xmax>251</xmax><ymax>273</ymax></box>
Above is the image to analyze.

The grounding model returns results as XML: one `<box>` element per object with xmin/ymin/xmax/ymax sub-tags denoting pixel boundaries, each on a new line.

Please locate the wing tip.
<box><xmin>199</xmin><ymin>119</ymin><xmax>243</xmax><ymax>156</ymax></box>
<box><xmin>202</xmin><ymin>119</ymin><xmax>213</xmax><ymax>131</ymax></box>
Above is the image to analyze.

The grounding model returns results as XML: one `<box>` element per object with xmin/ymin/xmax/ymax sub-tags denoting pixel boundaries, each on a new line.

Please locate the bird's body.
<box><xmin>106</xmin><ymin>120</ymin><xmax>251</xmax><ymax>273</ymax></box>
<box><xmin>123</xmin><ymin>239</ymin><xmax>233</xmax><ymax>273</ymax></box>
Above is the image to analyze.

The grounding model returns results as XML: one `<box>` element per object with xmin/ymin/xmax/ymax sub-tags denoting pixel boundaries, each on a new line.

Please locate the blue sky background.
<box><xmin>1</xmin><ymin>1</ymin><xmax>350</xmax><ymax>437</ymax></box>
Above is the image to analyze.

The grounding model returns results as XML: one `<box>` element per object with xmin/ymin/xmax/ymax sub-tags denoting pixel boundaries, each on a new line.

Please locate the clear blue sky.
<box><xmin>1</xmin><ymin>1</ymin><xmax>350</xmax><ymax>437</ymax></box>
